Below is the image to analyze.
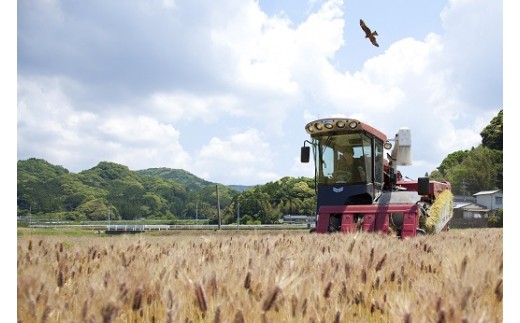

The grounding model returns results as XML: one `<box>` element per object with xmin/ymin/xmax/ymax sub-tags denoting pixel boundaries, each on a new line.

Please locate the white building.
<box><xmin>473</xmin><ymin>190</ymin><xmax>503</xmax><ymax>211</ymax></box>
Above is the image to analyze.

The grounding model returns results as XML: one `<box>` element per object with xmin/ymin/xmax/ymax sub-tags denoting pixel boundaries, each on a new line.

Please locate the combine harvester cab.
<box><xmin>301</xmin><ymin>118</ymin><xmax>453</xmax><ymax>238</ymax></box>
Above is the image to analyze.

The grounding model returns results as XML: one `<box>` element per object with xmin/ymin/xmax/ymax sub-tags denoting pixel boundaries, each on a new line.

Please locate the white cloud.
<box><xmin>17</xmin><ymin>76</ymin><xmax>191</xmax><ymax>172</ymax></box>
<box><xmin>439</xmin><ymin>0</ymin><xmax>503</xmax><ymax>109</ymax></box>
<box><xmin>17</xmin><ymin>76</ymin><xmax>96</xmax><ymax>160</ymax></box>
<box><xmin>211</xmin><ymin>1</ymin><xmax>299</xmax><ymax>95</ymax></box>
<box><xmin>193</xmin><ymin>129</ymin><xmax>279</xmax><ymax>184</ymax></box>
<box><xmin>148</xmin><ymin>91</ymin><xmax>243</xmax><ymax>123</ymax></box>
<box><xmin>96</xmin><ymin>116</ymin><xmax>191</xmax><ymax>170</ymax></box>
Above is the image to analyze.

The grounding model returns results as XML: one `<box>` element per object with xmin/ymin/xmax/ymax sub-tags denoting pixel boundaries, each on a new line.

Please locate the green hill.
<box><xmin>17</xmin><ymin>160</ymin><xmax>240</xmax><ymax>222</ymax></box>
<box><xmin>137</xmin><ymin>167</ymin><xmax>214</xmax><ymax>190</ymax></box>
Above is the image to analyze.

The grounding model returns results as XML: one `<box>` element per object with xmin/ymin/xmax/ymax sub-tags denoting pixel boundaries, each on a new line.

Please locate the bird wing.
<box><xmin>369</xmin><ymin>35</ymin><xmax>379</xmax><ymax>47</ymax></box>
<box><xmin>360</xmin><ymin>19</ymin><xmax>371</xmax><ymax>36</ymax></box>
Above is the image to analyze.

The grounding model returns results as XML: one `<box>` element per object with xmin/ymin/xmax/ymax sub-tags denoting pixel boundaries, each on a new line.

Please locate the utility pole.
<box><xmin>237</xmin><ymin>201</ymin><xmax>240</xmax><ymax>229</ymax></box>
<box><xmin>216</xmin><ymin>185</ymin><xmax>221</xmax><ymax>230</ymax></box>
<box><xmin>29</xmin><ymin>205</ymin><xmax>32</xmax><ymax>236</ymax></box>
<box><xmin>461</xmin><ymin>179</ymin><xmax>467</xmax><ymax>197</ymax></box>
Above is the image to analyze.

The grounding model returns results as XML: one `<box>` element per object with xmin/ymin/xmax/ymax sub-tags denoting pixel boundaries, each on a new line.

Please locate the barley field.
<box><xmin>17</xmin><ymin>228</ymin><xmax>503</xmax><ymax>322</ymax></box>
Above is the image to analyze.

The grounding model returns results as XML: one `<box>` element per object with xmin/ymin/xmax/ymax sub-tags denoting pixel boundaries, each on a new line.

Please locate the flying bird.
<box><xmin>360</xmin><ymin>19</ymin><xmax>379</xmax><ymax>47</ymax></box>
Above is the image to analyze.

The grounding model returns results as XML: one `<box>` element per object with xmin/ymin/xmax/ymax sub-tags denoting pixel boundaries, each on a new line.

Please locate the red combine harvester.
<box><xmin>301</xmin><ymin>118</ymin><xmax>453</xmax><ymax>238</ymax></box>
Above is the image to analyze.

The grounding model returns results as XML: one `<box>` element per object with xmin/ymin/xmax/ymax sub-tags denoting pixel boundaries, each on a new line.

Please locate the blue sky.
<box><xmin>16</xmin><ymin>0</ymin><xmax>504</xmax><ymax>186</ymax></box>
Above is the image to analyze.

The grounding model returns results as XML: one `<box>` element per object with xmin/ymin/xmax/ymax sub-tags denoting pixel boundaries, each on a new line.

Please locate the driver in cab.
<box><xmin>333</xmin><ymin>147</ymin><xmax>366</xmax><ymax>183</ymax></box>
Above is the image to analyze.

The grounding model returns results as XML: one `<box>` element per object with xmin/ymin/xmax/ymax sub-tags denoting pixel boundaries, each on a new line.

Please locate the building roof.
<box><xmin>473</xmin><ymin>190</ymin><xmax>502</xmax><ymax>196</ymax></box>
<box><xmin>453</xmin><ymin>195</ymin><xmax>476</xmax><ymax>202</ymax></box>
<box><xmin>456</xmin><ymin>202</ymin><xmax>489</xmax><ymax>212</ymax></box>
<box><xmin>453</xmin><ymin>202</ymin><xmax>473</xmax><ymax>209</ymax></box>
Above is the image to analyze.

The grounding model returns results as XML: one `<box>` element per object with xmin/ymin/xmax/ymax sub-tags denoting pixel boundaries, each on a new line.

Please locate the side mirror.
<box><xmin>300</xmin><ymin>146</ymin><xmax>310</xmax><ymax>163</ymax></box>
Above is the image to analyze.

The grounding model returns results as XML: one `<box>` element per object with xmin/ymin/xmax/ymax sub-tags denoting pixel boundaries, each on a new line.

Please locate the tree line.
<box><xmin>17</xmin><ymin>159</ymin><xmax>316</xmax><ymax>224</ymax></box>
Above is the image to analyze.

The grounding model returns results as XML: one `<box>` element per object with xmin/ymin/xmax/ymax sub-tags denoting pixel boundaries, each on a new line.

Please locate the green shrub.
<box><xmin>17</xmin><ymin>221</ymin><xmax>30</xmax><ymax>228</ymax></box>
<box><xmin>487</xmin><ymin>208</ymin><xmax>503</xmax><ymax>228</ymax></box>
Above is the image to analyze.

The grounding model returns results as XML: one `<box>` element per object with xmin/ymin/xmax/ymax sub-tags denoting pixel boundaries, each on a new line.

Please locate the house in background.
<box><xmin>453</xmin><ymin>195</ymin><xmax>487</xmax><ymax>220</ymax></box>
<box><xmin>452</xmin><ymin>190</ymin><xmax>502</xmax><ymax>221</ymax></box>
<box><xmin>473</xmin><ymin>190</ymin><xmax>503</xmax><ymax>211</ymax></box>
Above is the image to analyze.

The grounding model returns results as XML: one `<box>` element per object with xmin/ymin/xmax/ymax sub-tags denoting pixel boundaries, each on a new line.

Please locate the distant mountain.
<box><xmin>17</xmin><ymin>158</ymin><xmax>70</xmax><ymax>180</ymax></box>
<box><xmin>137</xmin><ymin>167</ymin><xmax>216</xmax><ymax>190</ymax></box>
<box><xmin>138</xmin><ymin>168</ymin><xmax>252</xmax><ymax>191</ymax></box>
<box><xmin>228</xmin><ymin>185</ymin><xmax>254</xmax><ymax>192</ymax></box>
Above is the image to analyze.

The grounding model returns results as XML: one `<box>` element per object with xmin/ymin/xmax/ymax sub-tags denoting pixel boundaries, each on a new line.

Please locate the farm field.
<box><xmin>17</xmin><ymin>228</ymin><xmax>503</xmax><ymax>322</ymax></box>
